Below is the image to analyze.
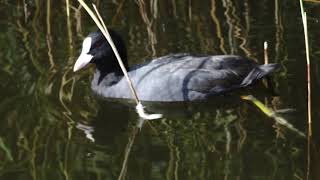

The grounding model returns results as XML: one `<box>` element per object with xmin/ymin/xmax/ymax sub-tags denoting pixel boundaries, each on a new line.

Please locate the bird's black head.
<box><xmin>73</xmin><ymin>30</ymin><xmax>128</xmax><ymax>74</ymax></box>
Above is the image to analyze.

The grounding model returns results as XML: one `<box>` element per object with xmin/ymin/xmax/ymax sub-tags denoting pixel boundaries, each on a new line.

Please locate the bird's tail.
<box><xmin>240</xmin><ymin>63</ymin><xmax>280</xmax><ymax>86</ymax></box>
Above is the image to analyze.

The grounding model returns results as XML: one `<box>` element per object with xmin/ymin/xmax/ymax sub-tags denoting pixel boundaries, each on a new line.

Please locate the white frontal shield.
<box><xmin>73</xmin><ymin>37</ymin><xmax>94</xmax><ymax>72</ymax></box>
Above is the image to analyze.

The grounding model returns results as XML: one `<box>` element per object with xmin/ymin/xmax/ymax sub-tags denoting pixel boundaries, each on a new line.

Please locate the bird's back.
<box><xmin>92</xmin><ymin>54</ymin><xmax>278</xmax><ymax>101</ymax></box>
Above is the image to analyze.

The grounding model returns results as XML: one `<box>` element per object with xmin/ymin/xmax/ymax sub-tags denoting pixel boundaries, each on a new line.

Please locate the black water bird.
<box><xmin>74</xmin><ymin>30</ymin><xmax>279</xmax><ymax>102</ymax></box>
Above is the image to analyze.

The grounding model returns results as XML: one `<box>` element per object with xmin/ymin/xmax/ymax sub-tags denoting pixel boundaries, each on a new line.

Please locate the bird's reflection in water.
<box><xmin>76</xmin><ymin>99</ymin><xmax>130</xmax><ymax>145</ymax></box>
<box><xmin>74</xmin><ymin>85</ymin><xmax>280</xmax><ymax>179</ymax></box>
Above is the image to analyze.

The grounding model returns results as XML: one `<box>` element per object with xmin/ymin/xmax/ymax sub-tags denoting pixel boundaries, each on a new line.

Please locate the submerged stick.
<box><xmin>118</xmin><ymin>126</ymin><xmax>139</xmax><ymax>180</ymax></box>
<box><xmin>77</xmin><ymin>0</ymin><xmax>162</xmax><ymax>120</ymax></box>
<box><xmin>241</xmin><ymin>95</ymin><xmax>305</xmax><ymax>137</ymax></box>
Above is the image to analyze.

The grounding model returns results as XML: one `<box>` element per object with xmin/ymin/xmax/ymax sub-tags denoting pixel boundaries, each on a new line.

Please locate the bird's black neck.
<box><xmin>91</xmin><ymin>30</ymin><xmax>129</xmax><ymax>84</ymax></box>
<box><xmin>94</xmin><ymin>56</ymin><xmax>129</xmax><ymax>85</ymax></box>
<box><xmin>94</xmin><ymin>70</ymin><xmax>122</xmax><ymax>86</ymax></box>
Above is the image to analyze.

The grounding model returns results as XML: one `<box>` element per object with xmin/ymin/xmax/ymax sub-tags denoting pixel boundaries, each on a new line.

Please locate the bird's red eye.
<box><xmin>92</xmin><ymin>39</ymin><xmax>104</xmax><ymax>48</ymax></box>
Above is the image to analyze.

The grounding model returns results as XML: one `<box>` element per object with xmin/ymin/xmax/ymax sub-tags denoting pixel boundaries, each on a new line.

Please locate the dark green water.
<box><xmin>1</xmin><ymin>0</ymin><xmax>320</xmax><ymax>179</ymax></box>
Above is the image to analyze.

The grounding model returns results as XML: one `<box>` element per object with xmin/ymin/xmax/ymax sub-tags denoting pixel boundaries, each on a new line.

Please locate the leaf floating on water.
<box><xmin>241</xmin><ymin>95</ymin><xmax>305</xmax><ymax>137</ymax></box>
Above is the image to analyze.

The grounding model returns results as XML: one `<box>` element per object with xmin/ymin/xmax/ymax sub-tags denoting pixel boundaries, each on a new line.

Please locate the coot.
<box><xmin>74</xmin><ymin>30</ymin><xmax>278</xmax><ymax>102</ymax></box>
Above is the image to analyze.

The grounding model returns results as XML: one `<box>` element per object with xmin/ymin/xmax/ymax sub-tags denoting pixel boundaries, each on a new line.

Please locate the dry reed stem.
<box><xmin>264</xmin><ymin>42</ymin><xmax>269</xmax><ymax>64</ymax></box>
<box><xmin>77</xmin><ymin>0</ymin><xmax>162</xmax><ymax>120</ymax></box>
<box><xmin>299</xmin><ymin>1</ymin><xmax>311</xmax><ymax>179</ymax></box>
<box><xmin>66</xmin><ymin>0</ymin><xmax>70</xmax><ymax>17</ymax></box>
<box><xmin>299</xmin><ymin>0</ymin><xmax>312</xmax><ymax>137</ymax></box>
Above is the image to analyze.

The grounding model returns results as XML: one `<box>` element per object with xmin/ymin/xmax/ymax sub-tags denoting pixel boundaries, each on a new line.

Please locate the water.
<box><xmin>0</xmin><ymin>0</ymin><xmax>319</xmax><ymax>179</ymax></box>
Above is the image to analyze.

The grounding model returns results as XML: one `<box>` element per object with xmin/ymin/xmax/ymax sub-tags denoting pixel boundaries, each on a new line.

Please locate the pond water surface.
<box><xmin>0</xmin><ymin>0</ymin><xmax>320</xmax><ymax>179</ymax></box>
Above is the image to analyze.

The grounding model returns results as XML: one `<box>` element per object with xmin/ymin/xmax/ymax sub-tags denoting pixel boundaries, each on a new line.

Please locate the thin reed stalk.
<box><xmin>299</xmin><ymin>0</ymin><xmax>312</xmax><ymax>137</ymax></box>
<box><xmin>298</xmin><ymin>1</ymin><xmax>312</xmax><ymax>179</ymax></box>
<box><xmin>76</xmin><ymin>0</ymin><xmax>162</xmax><ymax>120</ymax></box>
<box><xmin>264</xmin><ymin>42</ymin><xmax>269</xmax><ymax>64</ymax></box>
<box><xmin>66</xmin><ymin>0</ymin><xmax>70</xmax><ymax>17</ymax></box>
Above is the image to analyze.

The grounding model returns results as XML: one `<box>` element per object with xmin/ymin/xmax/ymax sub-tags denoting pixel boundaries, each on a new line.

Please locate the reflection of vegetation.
<box><xmin>0</xmin><ymin>0</ymin><xmax>313</xmax><ymax>179</ymax></box>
